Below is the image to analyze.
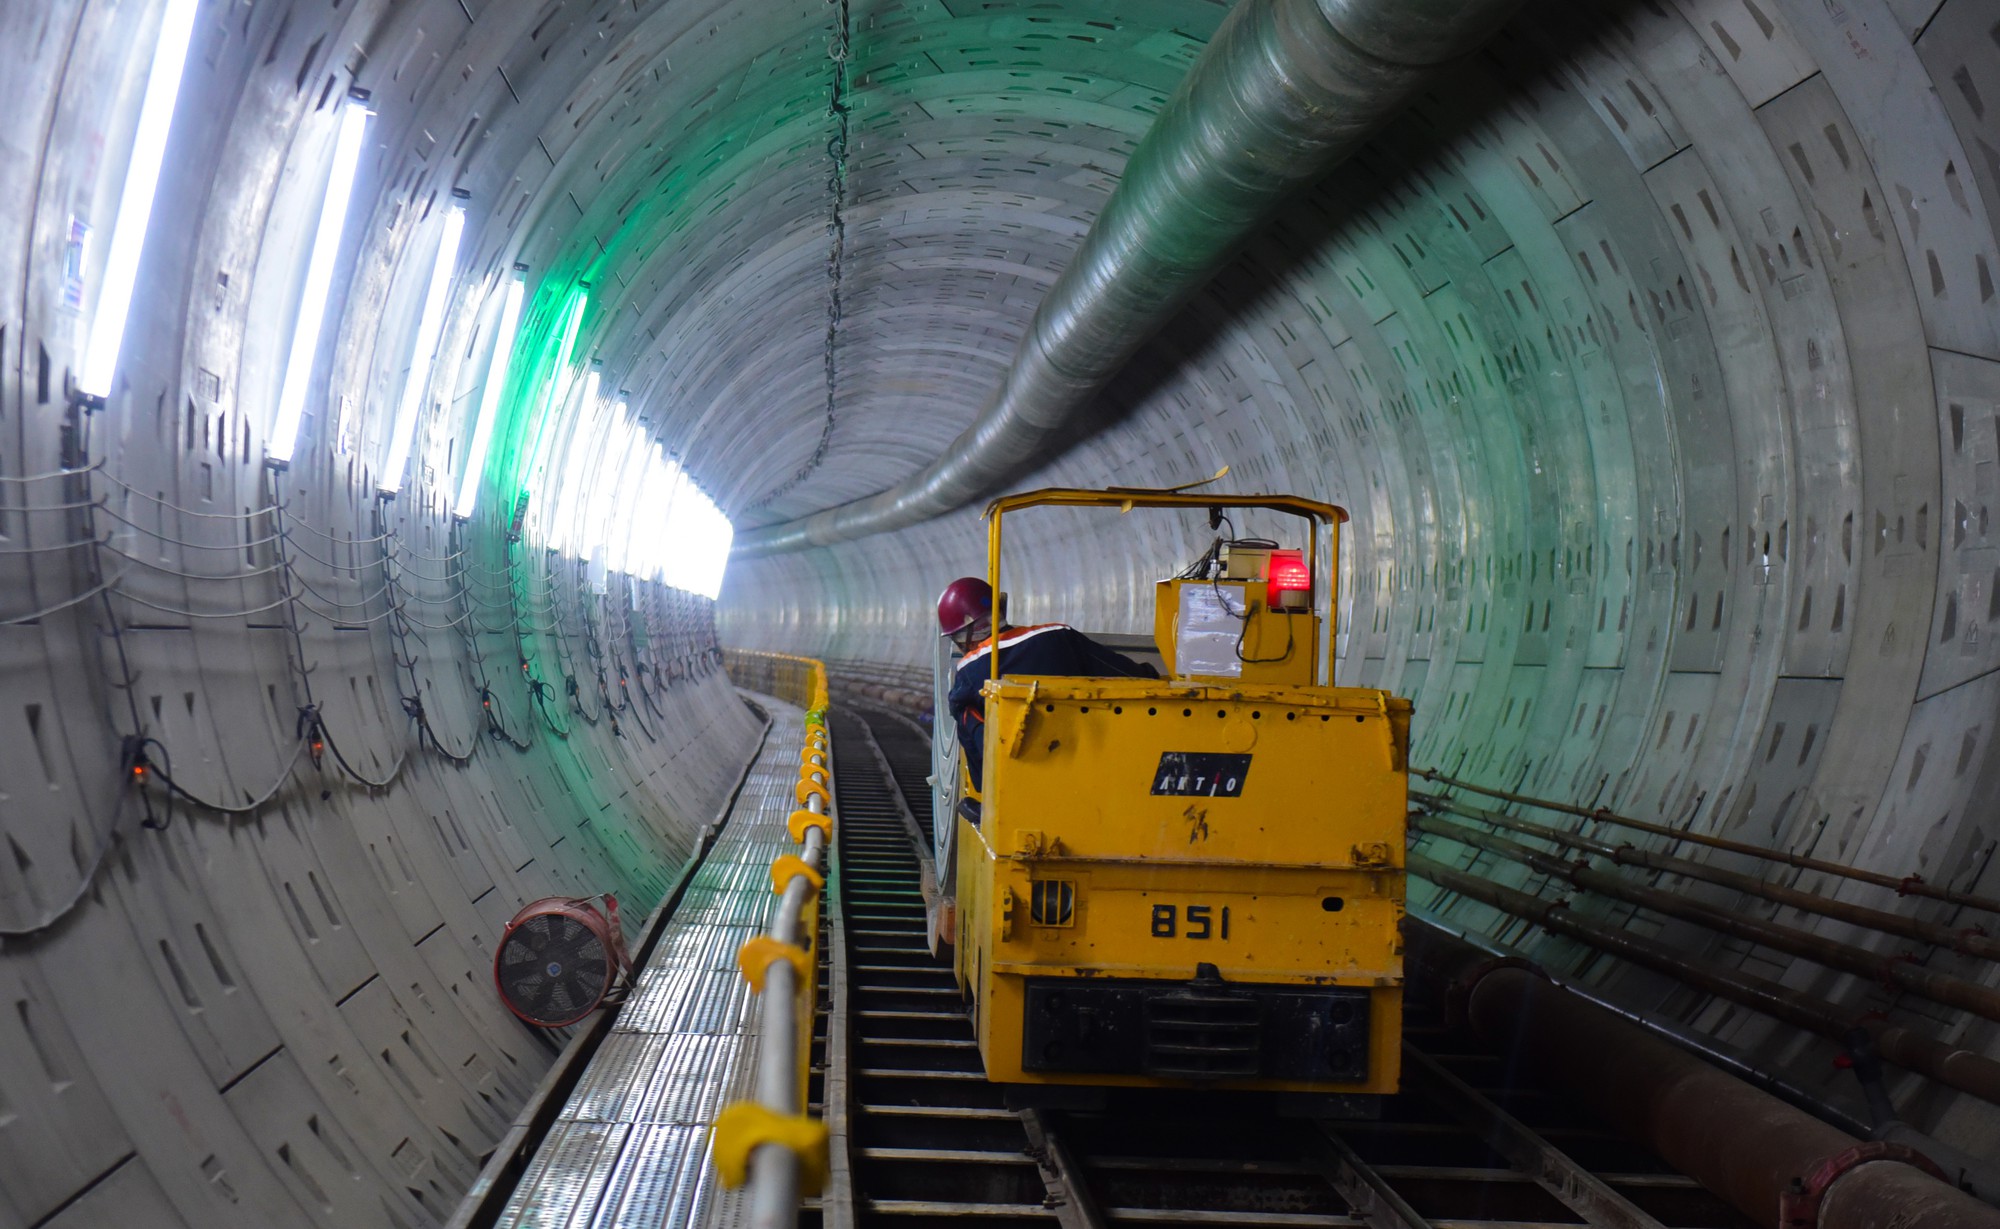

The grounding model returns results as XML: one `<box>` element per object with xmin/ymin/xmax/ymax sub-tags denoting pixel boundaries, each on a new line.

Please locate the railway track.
<box><xmin>819</xmin><ymin>709</ymin><xmax>1752</xmax><ymax>1229</ymax></box>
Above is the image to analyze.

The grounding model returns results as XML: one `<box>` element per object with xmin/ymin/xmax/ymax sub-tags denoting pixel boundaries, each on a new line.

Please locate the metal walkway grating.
<box><xmin>495</xmin><ymin>695</ymin><xmax>805</xmax><ymax>1229</ymax></box>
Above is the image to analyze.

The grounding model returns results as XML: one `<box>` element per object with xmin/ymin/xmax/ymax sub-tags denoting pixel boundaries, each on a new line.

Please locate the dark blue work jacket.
<box><xmin>948</xmin><ymin>624</ymin><xmax>1157</xmax><ymax>790</ymax></box>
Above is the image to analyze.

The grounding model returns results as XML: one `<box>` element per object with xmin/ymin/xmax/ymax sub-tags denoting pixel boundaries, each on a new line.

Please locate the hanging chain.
<box><xmin>744</xmin><ymin>0</ymin><xmax>851</xmax><ymax>513</ymax></box>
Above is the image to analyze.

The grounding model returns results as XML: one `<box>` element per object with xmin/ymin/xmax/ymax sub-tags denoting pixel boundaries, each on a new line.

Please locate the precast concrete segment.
<box><xmin>723</xmin><ymin>0</ymin><xmax>2000</xmax><ymax>1167</ymax></box>
<box><xmin>493</xmin><ymin>693</ymin><xmax>810</xmax><ymax>1229</ymax></box>
<box><xmin>733</xmin><ymin>0</ymin><xmax>1524</xmax><ymax>554</ymax></box>
<box><xmin>11</xmin><ymin>0</ymin><xmax>2000</xmax><ymax>1225</ymax></box>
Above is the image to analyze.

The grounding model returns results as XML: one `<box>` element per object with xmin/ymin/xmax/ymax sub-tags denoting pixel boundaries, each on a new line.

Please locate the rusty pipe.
<box><xmin>1415</xmin><ymin>769</ymin><xmax>2000</xmax><ymax>918</ymax></box>
<box><xmin>1406</xmin><ymin>852</ymin><xmax>2000</xmax><ymax>1107</ymax></box>
<box><xmin>1870</xmin><ymin>1020</ymin><xmax>2000</xmax><ymax>1106</ymax></box>
<box><xmin>1420</xmin><ymin>794</ymin><xmax>2000</xmax><ymax>963</ymax></box>
<box><xmin>1415</xmin><ymin>815</ymin><xmax>2000</xmax><ymax>1026</ymax></box>
<box><xmin>1454</xmin><ymin>960</ymin><xmax>2000</xmax><ymax>1229</ymax></box>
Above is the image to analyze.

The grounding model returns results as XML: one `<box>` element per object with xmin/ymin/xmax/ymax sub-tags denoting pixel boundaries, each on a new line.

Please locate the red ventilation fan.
<box><xmin>493</xmin><ymin>896</ymin><xmax>632</xmax><ymax>1027</ymax></box>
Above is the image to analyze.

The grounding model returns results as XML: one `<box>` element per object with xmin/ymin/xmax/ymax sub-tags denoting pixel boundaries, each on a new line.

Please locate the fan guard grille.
<box><xmin>494</xmin><ymin>901</ymin><xmax>616</xmax><ymax>1027</ymax></box>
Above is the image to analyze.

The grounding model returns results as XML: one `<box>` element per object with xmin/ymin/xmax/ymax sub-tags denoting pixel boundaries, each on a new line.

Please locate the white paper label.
<box><xmin>1176</xmin><ymin>582</ymin><xmax>1245</xmax><ymax>679</ymax></box>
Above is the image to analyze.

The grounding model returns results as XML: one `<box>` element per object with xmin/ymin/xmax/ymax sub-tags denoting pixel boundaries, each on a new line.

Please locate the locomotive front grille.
<box><xmin>1142</xmin><ymin>991</ymin><xmax>1262</xmax><ymax>1078</ymax></box>
<box><xmin>1021</xmin><ymin>975</ymin><xmax>1370</xmax><ymax>1083</ymax></box>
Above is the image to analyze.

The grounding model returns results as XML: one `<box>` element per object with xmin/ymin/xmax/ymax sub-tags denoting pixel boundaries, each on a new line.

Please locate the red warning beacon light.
<box><xmin>1266</xmin><ymin>549</ymin><xmax>1311</xmax><ymax>612</ymax></box>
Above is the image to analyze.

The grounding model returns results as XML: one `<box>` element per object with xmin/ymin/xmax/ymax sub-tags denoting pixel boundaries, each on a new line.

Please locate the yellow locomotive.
<box><xmin>933</xmin><ymin>488</ymin><xmax>1411</xmax><ymax>1106</ymax></box>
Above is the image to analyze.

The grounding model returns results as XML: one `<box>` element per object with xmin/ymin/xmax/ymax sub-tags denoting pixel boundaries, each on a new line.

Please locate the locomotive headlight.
<box><xmin>1028</xmin><ymin>879</ymin><xmax>1076</xmax><ymax>927</ymax></box>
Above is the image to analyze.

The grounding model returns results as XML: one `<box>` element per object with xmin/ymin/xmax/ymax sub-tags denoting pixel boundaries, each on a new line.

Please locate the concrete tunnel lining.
<box><xmin>2</xmin><ymin>0</ymin><xmax>1999</xmax><ymax>1224</ymax></box>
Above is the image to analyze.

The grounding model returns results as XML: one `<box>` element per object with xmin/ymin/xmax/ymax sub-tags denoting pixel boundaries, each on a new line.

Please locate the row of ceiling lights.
<box><xmin>76</xmin><ymin>0</ymin><xmax>733</xmax><ymax>598</ymax></box>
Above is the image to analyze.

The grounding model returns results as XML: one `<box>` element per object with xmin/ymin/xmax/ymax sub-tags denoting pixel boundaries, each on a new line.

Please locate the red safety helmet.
<box><xmin>936</xmin><ymin>577</ymin><xmax>993</xmax><ymax>638</ymax></box>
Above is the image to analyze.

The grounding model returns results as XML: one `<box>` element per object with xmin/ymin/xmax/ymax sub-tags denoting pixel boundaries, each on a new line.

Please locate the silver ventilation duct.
<box><xmin>734</xmin><ymin>0</ymin><xmax>1524</xmax><ymax>556</ymax></box>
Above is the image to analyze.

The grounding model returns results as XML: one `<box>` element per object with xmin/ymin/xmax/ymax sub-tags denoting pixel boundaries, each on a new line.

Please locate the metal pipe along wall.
<box><xmin>734</xmin><ymin>0</ymin><xmax>1523</xmax><ymax>555</ymax></box>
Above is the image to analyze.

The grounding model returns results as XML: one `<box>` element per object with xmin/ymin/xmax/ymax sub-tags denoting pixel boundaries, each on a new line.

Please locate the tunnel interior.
<box><xmin>3</xmin><ymin>0</ymin><xmax>2000</xmax><ymax>1225</ymax></box>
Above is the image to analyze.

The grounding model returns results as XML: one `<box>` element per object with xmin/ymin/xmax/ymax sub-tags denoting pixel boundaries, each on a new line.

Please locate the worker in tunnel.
<box><xmin>938</xmin><ymin>576</ymin><xmax>1158</xmax><ymax>792</ymax></box>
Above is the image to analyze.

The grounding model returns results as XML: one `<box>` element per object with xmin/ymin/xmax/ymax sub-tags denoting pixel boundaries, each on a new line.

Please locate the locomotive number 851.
<box><xmin>930</xmin><ymin>487</ymin><xmax>1412</xmax><ymax>1109</ymax></box>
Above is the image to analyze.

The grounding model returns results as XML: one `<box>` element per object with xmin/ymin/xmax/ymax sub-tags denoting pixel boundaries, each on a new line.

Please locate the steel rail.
<box><xmin>1416</xmin><ymin>769</ymin><xmax>2000</xmax><ymax>917</ymax></box>
<box><xmin>1406</xmin><ymin>852</ymin><xmax>2000</xmax><ymax>1107</ymax></box>
<box><xmin>1401</xmin><ymin>1044</ymin><xmax>1667</xmax><ymax>1229</ymax></box>
<box><xmin>1415</xmin><ymin>814</ymin><xmax>2000</xmax><ymax>1026</ymax></box>
<box><xmin>1445</xmin><ymin>950</ymin><xmax>2000</xmax><ymax>1229</ymax></box>
<box><xmin>831</xmin><ymin>710</ymin><xmax>1744</xmax><ymax>1229</ymax></box>
<box><xmin>1419</xmin><ymin>792</ymin><xmax>2000</xmax><ymax>962</ymax></box>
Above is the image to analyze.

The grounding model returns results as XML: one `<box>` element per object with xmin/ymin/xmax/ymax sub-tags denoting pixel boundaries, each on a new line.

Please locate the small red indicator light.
<box><xmin>1266</xmin><ymin>550</ymin><xmax>1309</xmax><ymax>609</ymax></box>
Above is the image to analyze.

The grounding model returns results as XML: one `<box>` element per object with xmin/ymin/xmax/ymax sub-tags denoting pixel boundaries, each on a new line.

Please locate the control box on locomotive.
<box><xmin>930</xmin><ymin>487</ymin><xmax>1412</xmax><ymax>1107</ymax></box>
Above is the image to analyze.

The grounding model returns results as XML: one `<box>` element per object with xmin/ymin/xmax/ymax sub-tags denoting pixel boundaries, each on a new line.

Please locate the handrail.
<box><xmin>980</xmin><ymin>485</ymin><xmax>1348</xmax><ymax>524</ymax></box>
<box><xmin>714</xmin><ymin>651</ymin><xmax>834</xmax><ymax>1226</ymax></box>
<box><xmin>1414</xmin><ymin>768</ymin><xmax>2000</xmax><ymax>918</ymax></box>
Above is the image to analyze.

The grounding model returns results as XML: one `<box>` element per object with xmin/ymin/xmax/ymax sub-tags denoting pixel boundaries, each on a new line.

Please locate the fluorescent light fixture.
<box><xmin>522</xmin><ymin>292</ymin><xmax>588</xmax><ymax>517</ymax></box>
<box><xmin>547</xmin><ymin>369</ymin><xmax>600</xmax><ymax>549</ymax></box>
<box><xmin>662</xmin><ymin>470</ymin><xmax>733</xmax><ymax>599</ymax></box>
<box><xmin>556</xmin><ymin>393</ymin><xmax>731</xmax><ymax>597</ymax></box>
<box><xmin>548</xmin><ymin>294</ymin><xmax>587</xmax><ymax>412</ymax></box>
<box><xmin>269</xmin><ymin>96</ymin><xmax>372</xmax><ymax>465</ymax></box>
<box><xmin>604</xmin><ymin>419</ymin><xmax>654</xmax><ymax>574</ymax></box>
<box><xmin>579</xmin><ymin>397</ymin><xmax>628</xmax><ymax>557</ymax></box>
<box><xmin>453</xmin><ymin>268</ymin><xmax>527</xmax><ymax>518</ymax></box>
<box><xmin>77</xmin><ymin>0</ymin><xmax>202</xmax><ymax>399</ymax></box>
<box><xmin>379</xmin><ymin>204</ymin><xmax>466</xmax><ymax>494</ymax></box>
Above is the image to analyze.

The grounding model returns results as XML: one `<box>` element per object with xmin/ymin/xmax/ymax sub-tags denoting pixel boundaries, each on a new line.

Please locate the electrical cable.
<box><xmin>446</xmin><ymin>527</ymin><xmax>533</xmax><ymax>752</ymax></box>
<box><xmin>460</xmin><ymin>589</ymin><xmax>517</xmax><ymax>612</ymax></box>
<box><xmin>401</xmin><ymin>691</ymin><xmax>478</xmax><ymax>762</ymax></box>
<box><xmin>110</xmin><ymin>587</ymin><xmax>294</xmax><ymax>619</ymax></box>
<box><xmin>277</xmin><ymin>518</ymin><xmax>392</xmax><ymax>545</ymax></box>
<box><xmin>138</xmin><ymin>734</ymin><xmax>309</xmax><ymax>815</ymax></box>
<box><xmin>0</xmin><ymin>533</ymin><xmax>108</xmax><ymax>555</ymax></box>
<box><xmin>313</xmin><ymin>716</ymin><xmax>406</xmax><ymax>790</ymax></box>
<box><xmin>280</xmin><ymin>532</ymin><xmax>388</xmax><ymax>573</ymax></box>
<box><xmin>2</xmin><ymin>568</ymin><xmax>135</xmax><ymax>624</ymax></box>
<box><xmin>291</xmin><ymin>596</ymin><xmax>403</xmax><ymax>626</ymax></box>
<box><xmin>382</xmin><ymin>552</ymin><xmax>481</xmax><ymax>763</ymax></box>
<box><xmin>7</xmin><ymin>494</ymin><xmax>108</xmax><ymax>513</ymax></box>
<box><xmin>389</xmin><ymin>584</ymin><xmax>467</xmax><ymax>608</ymax></box>
<box><xmin>496</xmin><ymin>539</ymin><xmax>572</xmax><ymax>741</ymax></box>
<box><xmin>386</xmin><ymin>561</ymin><xmax>466</xmax><ymax>585</ymax></box>
<box><xmin>0</xmin><ymin>460</ymin><xmax>102</xmax><ymax>483</ymax></box>
<box><xmin>283</xmin><ymin>567</ymin><xmax>394</xmax><ymax>609</ymax></box>
<box><xmin>476</xmin><ymin>684</ymin><xmax>535</xmax><ymax>750</ymax></box>
<box><xmin>264</xmin><ymin>489</ymin><xmax>414</xmax><ymax>789</ymax></box>
<box><xmin>395</xmin><ymin>606</ymin><xmax>474</xmax><ymax>629</ymax></box>
<box><xmin>390</xmin><ymin>545</ymin><xmax>464</xmax><ymax>566</ymax></box>
<box><xmin>0</xmin><ymin>787</ymin><xmax>134</xmax><ymax>938</ymax></box>
<box><xmin>99</xmin><ymin>543</ymin><xmax>283</xmax><ymax>581</ymax></box>
<box><xmin>93</xmin><ymin>474</ymin><xmax>283</xmax><ymax>520</ymax></box>
<box><xmin>94</xmin><ymin>501</ymin><xmax>284</xmax><ymax>548</ymax></box>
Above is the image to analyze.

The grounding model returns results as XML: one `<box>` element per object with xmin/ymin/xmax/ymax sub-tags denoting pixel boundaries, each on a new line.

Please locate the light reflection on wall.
<box><xmin>541</xmin><ymin>380</ymin><xmax>733</xmax><ymax>600</ymax></box>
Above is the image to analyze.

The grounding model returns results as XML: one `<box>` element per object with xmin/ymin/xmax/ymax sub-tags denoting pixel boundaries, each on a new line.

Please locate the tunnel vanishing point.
<box><xmin>4</xmin><ymin>0</ymin><xmax>2000</xmax><ymax>1226</ymax></box>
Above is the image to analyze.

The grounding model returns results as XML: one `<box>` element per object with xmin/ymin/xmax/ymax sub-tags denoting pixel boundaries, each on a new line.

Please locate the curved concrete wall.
<box><xmin>4</xmin><ymin>0</ymin><xmax>2000</xmax><ymax>1225</ymax></box>
<box><xmin>0</xmin><ymin>6</ymin><xmax>761</xmax><ymax>1226</ymax></box>
<box><xmin>724</xmin><ymin>0</ymin><xmax>2000</xmax><ymax>1148</ymax></box>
